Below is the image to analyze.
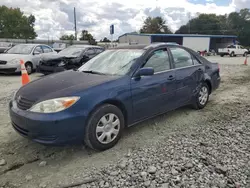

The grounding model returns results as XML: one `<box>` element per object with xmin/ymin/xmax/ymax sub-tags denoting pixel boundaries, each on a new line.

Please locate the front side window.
<box><xmin>79</xmin><ymin>49</ymin><xmax>144</xmax><ymax>75</ymax></box>
<box><xmin>34</xmin><ymin>46</ymin><xmax>43</xmax><ymax>54</ymax></box>
<box><xmin>42</xmin><ymin>46</ymin><xmax>53</xmax><ymax>53</ymax></box>
<box><xmin>143</xmin><ymin>49</ymin><xmax>170</xmax><ymax>73</ymax></box>
<box><xmin>169</xmin><ymin>47</ymin><xmax>193</xmax><ymax>68</ymax></box>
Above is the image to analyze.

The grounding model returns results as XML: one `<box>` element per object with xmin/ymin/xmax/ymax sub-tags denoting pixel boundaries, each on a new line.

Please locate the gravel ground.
<box><xmin>0</xmin><ymin>56</ymin><xmax>249</xmax><ymax>188</ymax></box>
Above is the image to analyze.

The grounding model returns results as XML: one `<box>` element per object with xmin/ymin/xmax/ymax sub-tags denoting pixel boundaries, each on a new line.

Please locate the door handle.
<box><xmin>198</xmin><ymin>68</ymin><xmax>203</xmax><ymax>71</ymax></box>
<box><xmin>167</xmin><ymin>75</ymin><xmax>175</xmax><ymax>80</ymax></box>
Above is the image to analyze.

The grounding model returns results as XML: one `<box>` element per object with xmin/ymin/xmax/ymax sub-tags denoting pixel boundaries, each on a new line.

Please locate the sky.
<box><xmin>0</xmin><ymin>0</ymin><xmax>250</xmax><ymax>40</ymax></box>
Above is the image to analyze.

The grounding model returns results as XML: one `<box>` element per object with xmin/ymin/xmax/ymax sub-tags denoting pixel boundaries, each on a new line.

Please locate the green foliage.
<box><xmin>140</xmin><ymin>16</ymin><xmax>172</xmax><ymax>34</ymax></box>
<box><xmin>176</xmin><ymin>9</ymin><xmax>250</xmax><ymax>46</ymax></box>
<box><xmin>0</xmin><ymin>6</ymin><xmax>37</xmax><ymax>39</ymax></box>
<box><xmin>60</xmin><ymin>34</ymin><xmax>75</xmax><ymax>41</ymax></box>
<box><xmin>100</xmin><ymin>37</ymin><xmax>111</xmax><ymax>42</ymax></box>
<box><xmin>79</xmin><ymin>30</ymin><xmax>97</xmax><ymax>45</ymax></box>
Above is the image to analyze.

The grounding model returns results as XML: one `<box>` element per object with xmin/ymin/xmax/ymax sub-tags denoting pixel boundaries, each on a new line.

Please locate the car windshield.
<box><xmin>58</xmin><ymin>47</ymin><xmax>85</xmax><ymax>56</ymax></box>
<box><xmin>7</xmin><ymin>44</ymin><xmax>34</xmax><ymax>54</ymax></box>
<box><xmin>78</xmin><ymin>49</ymin><xmax>144</xmax><ymax>75</ymax></box>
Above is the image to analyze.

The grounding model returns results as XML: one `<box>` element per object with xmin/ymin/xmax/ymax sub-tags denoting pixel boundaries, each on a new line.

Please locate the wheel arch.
<box><xmin>25</xmin><ymin>61</ymin><xmax>34</xmax><ymax>69</ymax></box>
<box><xmin>89</xmin><ymin>99</ymin><xmax>128</xmax><ymax>127</ymax></box>
<box><xmin>204</xmin><ymin>79</ymin><xmax>212</xmax><ymax>94</ymax></box>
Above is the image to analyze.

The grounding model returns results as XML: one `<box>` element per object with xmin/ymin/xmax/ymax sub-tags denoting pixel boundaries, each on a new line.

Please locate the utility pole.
<box><xmin>74</xmin><ymin>7</ymin><xmax>77</xmax><ymax>40</ymax></box>
<box><xmin>188</xmin><ymin>12</ymin><xmax>191</xmax><ymax>34</ymax></box>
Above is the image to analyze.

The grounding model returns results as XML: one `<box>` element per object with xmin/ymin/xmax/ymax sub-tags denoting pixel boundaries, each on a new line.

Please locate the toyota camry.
<box><xmin>9</xmin><ymin>43</ymin><xmax>220</xmax><ymax>151</ymax></box>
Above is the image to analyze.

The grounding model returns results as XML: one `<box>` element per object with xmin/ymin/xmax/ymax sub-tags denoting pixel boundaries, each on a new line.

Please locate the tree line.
<box><xmin>1</xmin><ymin>5</ymin><xmax>250</xmax><ymax>46</ymax></box>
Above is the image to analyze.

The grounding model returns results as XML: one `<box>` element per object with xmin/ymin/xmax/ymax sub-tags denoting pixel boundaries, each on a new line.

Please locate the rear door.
<box><xmin>131</xmin><ymin>48</ymin><xmax>176</xmax><ymax>121</ymax></box>
<box><xmin>169</xmin><ymin>46</ymin><xmax>204</xmax><ymax>107</ymax></box>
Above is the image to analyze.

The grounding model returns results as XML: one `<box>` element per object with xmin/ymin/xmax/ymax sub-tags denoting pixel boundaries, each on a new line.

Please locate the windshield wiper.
<box><xmin>82</xmin><ymin>70</ymin><xmax>106</xmax><ymax>75</ymax></box>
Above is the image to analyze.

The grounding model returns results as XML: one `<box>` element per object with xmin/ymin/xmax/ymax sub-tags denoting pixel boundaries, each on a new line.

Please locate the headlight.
<box><xmin>8</xmin><ymin>58</ymin><xmax>20</xmax><ymax>65</ymax></box>
<box><xmin>29</xmin><ymin>97</ymin><xmax>80</xmax><ymax>113</ymax></box>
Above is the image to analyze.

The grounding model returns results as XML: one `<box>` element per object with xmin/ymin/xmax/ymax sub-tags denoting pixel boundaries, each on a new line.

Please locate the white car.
<box><xmin>0</xmin><ymin>44</ymin><xmax>57</xmax><ymax>74</ymax></box>
<box><xmin>218</xmin><ymin>45</ymin><xmax>248</xmax><ymax>57</ymax></box>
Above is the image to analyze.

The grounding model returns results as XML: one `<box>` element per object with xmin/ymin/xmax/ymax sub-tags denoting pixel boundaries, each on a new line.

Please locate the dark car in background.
<box><xmin>37</xmin><ymin>45</ymin><xmax>104</xmax><ymax>75</ymax></box>
<box><xmin>9</xmin><ymin>43</ymin><xmax>220</xmax><ymax>151</ymax></box>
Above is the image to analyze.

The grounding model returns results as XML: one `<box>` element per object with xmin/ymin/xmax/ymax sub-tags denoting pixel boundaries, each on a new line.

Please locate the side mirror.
<box><xmin>135</xmin><ymin>67</ymin><xmax>154</xmax><ymax>77</ymax></box>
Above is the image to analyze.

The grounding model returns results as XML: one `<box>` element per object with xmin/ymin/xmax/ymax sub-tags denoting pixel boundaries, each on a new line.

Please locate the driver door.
<box><xmin>32</xmin><ymin>46</ymin><xmax>43</xmax><ymax>67</ymax></box>
<box><xmin>131</xmin><ymin>48</ymin><xmax>176</xmax><ymax>122</ymax></box>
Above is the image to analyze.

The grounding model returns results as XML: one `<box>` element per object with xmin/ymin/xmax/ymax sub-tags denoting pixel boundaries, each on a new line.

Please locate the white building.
<box><xmin>118</xmin><ymin>33</ymin><xmax>237</xmax><ymax>52</ymax></box>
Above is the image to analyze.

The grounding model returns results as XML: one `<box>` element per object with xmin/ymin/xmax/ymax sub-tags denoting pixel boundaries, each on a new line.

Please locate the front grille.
<box><xmin>0</xmin><ymin>60</ymin><xmax>7</xmax><ymax>65</ymax></box>
<box><xmin>12</xmin><ymin>122</ymin><xmax>29</xmax><ymax>136</ymax></box>
<box><xmin>16</xmin><ymin>96</ymin><xmax>35</xmax><ymax>110</ymax></box>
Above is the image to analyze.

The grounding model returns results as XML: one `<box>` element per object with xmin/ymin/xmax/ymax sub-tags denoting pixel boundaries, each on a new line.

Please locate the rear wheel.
<box><xmin>243</xmin><ymin>52</ymin><xmax>248</xmax><ymax>57</ymax></box>
<box><xmin>220</xmin><ymin>54</ymin><xmax>224</xmax><ymax>57</ymax></box>
<box><xmin>25</xmin><ymin>63</ymin><xmax>33</xmax><ymax>75</ymax></box>
<box><xmin>84</xmin><ymin>104</ymin><xmax>125</xmax><ymax>151</ymax></box>
<box><xmin>193</xmin><ymin>83</ymin><xmax>209</xmax><ymax>109</ymax></box>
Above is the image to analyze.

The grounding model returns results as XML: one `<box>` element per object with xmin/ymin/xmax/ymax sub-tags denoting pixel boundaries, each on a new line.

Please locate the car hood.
<box><xmin>0</xmin><ymin>54</ymin><xmax>29</xmax><ymax>61</ymax></box>
<box><xmin>16</xmin><ymin>70</ymin><xmax>119</xmax><ymax>102</ymax></box>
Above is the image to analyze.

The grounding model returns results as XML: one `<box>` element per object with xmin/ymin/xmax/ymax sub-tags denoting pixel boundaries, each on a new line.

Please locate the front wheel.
<box><xmin>84</xmin><ymin>104</ymin><xmax>125</xmax><ymax>151</ymax></box>
<box><xmin>25</xmin><ymin>63</ymin><xmax>33</xmax><ymax>75</ymax></box>
<box><xmin>193</xmin><ymin>83</ymin><xmax>210</xmax><ymax>109</ymax></box>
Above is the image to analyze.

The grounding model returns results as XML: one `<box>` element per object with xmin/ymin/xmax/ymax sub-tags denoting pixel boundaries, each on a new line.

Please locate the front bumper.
<box><xmin>9</xmin><ymin>100</ymin><xmax>87</xmax><ymax>145</ymax></box>
<box><xmin>0</xmin><ymin>64</ymin><xmax>20</xmax><ymax>74</ymax></box>
<box><xmin>37</xmin><ymin>65</ymin><xmax>65</xmax><ymax>75</ymax></box>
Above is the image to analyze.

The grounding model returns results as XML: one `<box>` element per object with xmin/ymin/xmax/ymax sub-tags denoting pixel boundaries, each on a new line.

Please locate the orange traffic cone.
<box><xmin>244</xmin><ymin>55</ymin><xmax>248</xmax><ymax>65</ymax></box>
<box><xmin>20</xmin><ymin>60</ymin><xmax>30</xmax><ymax>85</ymax></box>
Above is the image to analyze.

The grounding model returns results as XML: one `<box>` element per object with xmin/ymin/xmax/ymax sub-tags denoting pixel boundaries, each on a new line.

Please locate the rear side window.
<box><xmin>193</xmin><ymin>57</ymin><xmax>201</xmax><ymax>65</ymax></box>
<box><xmin>169</xmin><ymin>47</ymin><xmax>193</xmax><ymax>68</ymax></box>
<box><xmin>143</xmin><ymin>48</ymin><xmax>170</xmax><ymax>73</ymax></box>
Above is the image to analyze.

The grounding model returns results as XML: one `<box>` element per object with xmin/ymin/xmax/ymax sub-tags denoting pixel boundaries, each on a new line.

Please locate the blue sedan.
<box><xmin>9</xmin><ymin>43</ymin><xmax>220</xmax><ymax>151</ymax></box>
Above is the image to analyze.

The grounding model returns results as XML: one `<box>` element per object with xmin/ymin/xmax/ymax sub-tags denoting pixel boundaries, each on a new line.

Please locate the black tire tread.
<box><xmin>192</xmin><ymin>82</ymin><xmax>210</xmax><ymax>110</ymax></box>
<box><xmin>84</xmin><ymin>104</ymin><xmax>124</xmax><ymax>151</ymax></box>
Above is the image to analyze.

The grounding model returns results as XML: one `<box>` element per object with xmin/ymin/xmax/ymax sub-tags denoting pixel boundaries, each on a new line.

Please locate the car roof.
<box><xmin>70</xmin><ymin>45</ymin><xmax>103</xmax><ymax>48</ymax></box>
<box><xmin>110</xmin><ymin>43</ymin><xmax>179</xmax><ymax>50</ymax></box>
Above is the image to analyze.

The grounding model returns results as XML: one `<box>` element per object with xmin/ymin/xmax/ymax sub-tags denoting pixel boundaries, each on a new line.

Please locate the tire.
<box><xmin>243</xmin><ymin>52</ymin><xmax>248</xmax><ymax>57</ymax></box>
<box><xmin>230</xmin><ymin>52</ymin><xmax>235</xmax><ymax>57</ymax></box>
<box><xmin>84</xmin><ymin>104</ymin><xmax>125</xmax><ymax>151</ymax></box>
<box><xmin>25</xmin><ymin>63</ymin><xmax>33</xmax><ymax>75</ymax></box>
<box><xmin>220</xmin><ymin>54</ymin><xmax>224</xmax><ymax>57</ymax></box>
<box><xmin>192</xmin><ymin>83</ymin><xmax>210</xmax><ymax>110</ymax></box>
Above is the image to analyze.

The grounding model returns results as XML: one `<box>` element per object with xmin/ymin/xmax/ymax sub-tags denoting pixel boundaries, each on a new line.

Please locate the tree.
<box><xmin>176</xmin><ymin>9</ymin><xmax>250</xmax><ymax>46</ymax></box>
<box><xmin>100</xmin><ymin>37</ymin><xmax>111</xmax><ymax>42</ymax></box>
<box><xmin>140</xmin><ymin>16</ymin><xmax>172</xmax><ymax>34</ymax></box>
<box><xmin>176</xmin><ymin>14</ymin><xmax>225</xmax><ymax>35</ymax></box>
<box><xmin>60</xmin><ymin>34</ymin><xmax>75</xmax><ymax>40</ymax></box>
<box><xmin>79</xmin><ymin>30</ymin><xmax>97</xmax><ymax>45</ymax></box>
<box><xmin>0</xmin><ymin>6</ymin><xmax>37</xmax><ymax>39</ymax></box>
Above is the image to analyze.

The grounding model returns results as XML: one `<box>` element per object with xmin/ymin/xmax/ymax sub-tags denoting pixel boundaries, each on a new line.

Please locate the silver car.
<box><xmin>0</xmin><ymin>44</ymin><xmax>57</xmax><ymax>74</ymax></box>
